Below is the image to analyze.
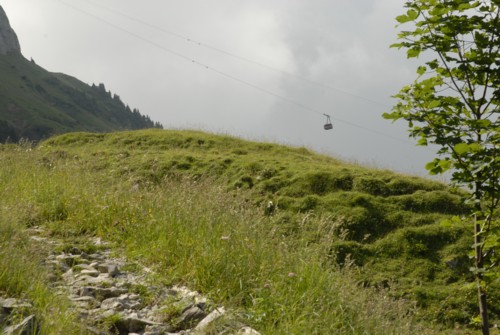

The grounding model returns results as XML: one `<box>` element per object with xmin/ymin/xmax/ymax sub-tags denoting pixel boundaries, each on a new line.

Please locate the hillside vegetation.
<box><xmin>0</xmin><ymin>54</ymin><xmax>161</xmax><ymax>142</ymax></box>
<box><xmin>1</xmin><ymin>129</ymin><xmax>498</xmax><ymax>334</ymax></box>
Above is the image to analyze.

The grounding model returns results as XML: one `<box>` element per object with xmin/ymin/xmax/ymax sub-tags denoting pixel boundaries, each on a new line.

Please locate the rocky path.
<box><xmin>1</xmin><ymin>228</ymin><xmax>260</xmax><ymax>335</ymax></box>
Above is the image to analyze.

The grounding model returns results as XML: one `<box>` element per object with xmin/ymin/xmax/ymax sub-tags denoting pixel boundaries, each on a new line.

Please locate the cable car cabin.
<box><xmin>324</xmin><ymin>115</ymin><xmax>333</xmax><ymax>130</ymax></box>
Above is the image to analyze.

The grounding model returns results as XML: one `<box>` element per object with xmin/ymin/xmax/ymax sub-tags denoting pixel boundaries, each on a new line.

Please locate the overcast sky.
<box><xmin>1</xmin><ymin>0</ymin><xmax>443</xmax><ymax>177</ymax></box>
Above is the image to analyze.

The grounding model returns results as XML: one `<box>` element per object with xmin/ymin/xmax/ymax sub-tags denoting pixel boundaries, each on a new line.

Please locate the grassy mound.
<box><xmin>1</xmin><ymin>129</ymin><xmax>497</xmax><ymax>333</ymax></box>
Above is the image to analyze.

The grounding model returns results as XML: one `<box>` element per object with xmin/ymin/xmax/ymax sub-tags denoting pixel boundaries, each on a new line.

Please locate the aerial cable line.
<box><xmin>55</xmin><ymin>0</ymin><xmax>413</xmax><ymax>145</ymax></box>
<box><xmin>81</xmin><ymin>0</ymin><xmax>390</xmax><ymax>108</ymax></box>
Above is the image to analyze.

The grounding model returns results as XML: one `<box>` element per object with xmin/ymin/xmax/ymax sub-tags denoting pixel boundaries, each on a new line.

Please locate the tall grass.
<box><xmin>0</xmin><ymin>208</ymin><xmax>85</xmax><ymax>333</ymax></box>
<box><xmin>0</xmin><ymin>141</ymin><xmax>458</xmax><ymax>334</ymax></box>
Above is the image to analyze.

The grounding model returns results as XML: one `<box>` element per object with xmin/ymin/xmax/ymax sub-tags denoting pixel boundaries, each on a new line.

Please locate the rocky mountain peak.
<box><xmin>0</xmin><ymin>5</ymin><xmax>21</xmax><ymax>55</ymax></box>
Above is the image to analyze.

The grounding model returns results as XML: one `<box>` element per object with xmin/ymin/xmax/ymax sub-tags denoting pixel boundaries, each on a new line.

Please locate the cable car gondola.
<box><xmin>324</xmin><ymin>114</ymin><xmax>333</xmax><ymax>130</ymax></box>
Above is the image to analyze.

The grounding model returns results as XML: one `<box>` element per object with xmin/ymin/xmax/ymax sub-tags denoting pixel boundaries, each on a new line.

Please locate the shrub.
<box><xmin>332</xmin><ymin>206</ymin><xmax>390</xmax><ymax>242</ymax></box>
<box><xmin>391</xmin><ymin>190</ymin><xmax>466</xmax><ymax>214</ymax></box>
<box><xmin>299</xmin><ymin>195</ymin><xmax>320</xmax><ymax>212</ymax></box>
<box><xmin>353</xmin><ymin>177</ymin><xmax>389</xmax><ymax>196</ymax></box>
<box><xmin>305</xmin><ymin>171</ymin><xmax>353</xmax><ymax>195</ymax></box>
<box><xmin>329</xmin><ymin>240</ymin><xmax>371</xmax><ymax>266</ymax></box>
<box><xmin>386</xmin><ymin>177</ymin><xmax>444</xmax><ymax>195</ymax></box>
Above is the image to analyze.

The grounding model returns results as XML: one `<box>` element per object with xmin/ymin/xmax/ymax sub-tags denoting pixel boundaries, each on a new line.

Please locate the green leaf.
<box><xmin>458</xmin><ymin>3</ymin><xmax>472</xmax><ymax>10</ymax></box>
<box><xmin>425</xmin><ymin>161</ymin><xmax>436</xmax><ymax>170</ymax></box>
<box><xmin>428</xmin><ymin>100</ymin><xmax>440</xmax><ymax>108</ymax></box>
<box><xmin>454</xmin><ymin>143</ymin><xmax>470</xmax><ymax>155</ymax></box>
<box><xmin>407</xmin><ymin>9</ymin><xmax>419</xmax><ymax>20</ymax></box>
<box><xmin>416</xmin><ymin>66</ymin><xmax>427</xmax><ymax>75</ymax></box>
<box><xmin>382</xmin><ymin>112</ymin><xmax>400</xmax><ymax>120</ymax></box>
<box><xmin>426</xmin><ymin>59</ymin><xmax>440</xmax><ymax>70</ymax></box>
<box><xmin>396</xmin><ymin>14</ymin><xmax>411</xmax><ymax>23</ymax></box>
<box><xmin>407</xmin><ymin>48</ymin><xmax>421</xmax><ymax>58</ymax></box>
<box><xmin>417</xmin><ymin>138</ymin><xmax>428</xmax><ymax>146</ymax></box>
<box><xmin>468</xmin><ymin>143</ymin><xmax>482</xmax><ymax>152</ymax></box>
<box><xmin>438</xmin><ymin>159</ymin><xmax>451</xmax><ymax>170</ymax></box>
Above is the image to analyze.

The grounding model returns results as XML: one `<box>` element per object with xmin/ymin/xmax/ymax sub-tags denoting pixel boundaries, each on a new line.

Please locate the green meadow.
<box><xmin>1</xmin><ymin>129</ymin><xmax>498</xmax><ymax>334</ymax></box>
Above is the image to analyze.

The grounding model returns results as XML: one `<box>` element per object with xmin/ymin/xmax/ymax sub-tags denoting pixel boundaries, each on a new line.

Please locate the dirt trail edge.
<box><xmin>1</xmin><ymin>226</ymin><xmax>260</xmax><ymax>335</ymax></box>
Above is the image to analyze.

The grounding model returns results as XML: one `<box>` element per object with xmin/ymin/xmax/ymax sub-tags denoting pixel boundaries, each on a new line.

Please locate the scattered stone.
<box><xmin>123</xmin><ymin>316</ymin><xmax>161</xmax><ymax>332</ymax></box>
<box><xmin>79</xmin><ymin>286</ymin><xmax>96</xmax><ymax>297</ymax></box>
<box><xmin>62</xmin><ymin>268</ymin><xmax>74</xmax><ymax>281</ymax></box>
<box><xmin>175</xmin><ymin>305</ymin><xmax>207</xmax><ymax>331</ymax></box>
<box><xmin>80</xmin><ymin>269</ymin><xmax>100</xmax><ymax>277</ymax></box>
<box><xmin>29</xmin><ymin>235</ymin><xmax>47</xmax><ymax>242</ymax></box>
<box><xmin>97</xmin><ymin>263</ymin><xmax>120</xmax><ymax>277</ymax></box>
<box><xmin>56</xmin><ymin>254</ymin><xmax>81</xmax><ymax>267</ymax></box>
<box><xmin>100</xmin><ymin>297</ymin><xmax>126</xmax><ymax>311</ymax></box>
<box><xmin>72</xmin><ymin>296</ymin><xmax>100</xmax><ymax>309</ymax></box>
<box><xmin>238</xmin><ymin>326</ymin><xmax>261</xmax><ymax>335</ymax></box>
<box><xmin>194</xmin><ymin>307</ymin><xmax>226</xmax><ymax>331</ymax></box>
<box><xmin>24</xmin><ymin>233</ymin><xmax>260</xmax><ymax>335</ymax></box>
<box><xmin>1</xmin><ymin>297</ymin><xmax>32</xmax><ymax>311</ymax></box>
<box><xmin>95</xmin><ymin>287</ymin><xmax>128</xmax><ymax>300</ymax></box>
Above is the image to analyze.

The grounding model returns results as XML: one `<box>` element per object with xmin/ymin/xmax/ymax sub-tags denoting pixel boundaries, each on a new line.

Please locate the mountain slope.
<box><xmin>0</xmin><ymin>54</ymin><xmax>161</xmax><ymax>142</ymax></box>
<box><xmin>1</xmin><ymin>129</ymin><xmax>498</xmax><ymax>333</ymax></box>
<box><xmin>41</xmin><ymin>129</ymin><xmax>499</xmax><ymax>328</ymax></box>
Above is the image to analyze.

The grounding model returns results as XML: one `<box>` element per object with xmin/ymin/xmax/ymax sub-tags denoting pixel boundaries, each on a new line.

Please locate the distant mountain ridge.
<box><xmin>0</xmin><ymin>5</ymin><xmax>162</xmax><ymax>142</ymax></box>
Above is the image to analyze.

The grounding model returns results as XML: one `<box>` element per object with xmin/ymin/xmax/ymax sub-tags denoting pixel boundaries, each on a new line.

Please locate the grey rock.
<box><xmin>100</xmin><ymin>297</ymin><xmax>126</xmax><ymax>311</ymax></box>
<box><xmin>56</xmin><ymin>254</ymin><xmax>81</xmax><ymax>267</ymax></box>
<box><xmin>175</xmin><ymin>306</ymin><xmax>207</xmax><ymax>330</ymax></box>
<box><xmin>128</xmin><ymin>293</ymin><xmax>141</xmax><ymax>300</ymax></box>
<box><xmin>94</xmin><ymin>287</ymin><xmax>128</xmax><ymax>300</ymax></box>
<box><xmin>62</xmin><ymin>268</ymin><xmax>74</xmax><ymax>281</ymax></box>
<box><xmin>97</xmin><ymin>263</ymin><xmax>120</xmax><ymax>277</ymax></box>
<box><xmin>71</xmin><ymin>296</ymin><xmax>96</xmax><ymax>302</ymax></box>
<box><xmin>144</xmin><ymin>324</ymin><xmax>176</xmax><ymax>334</ymax></box>
<box><xmin>72</xmin><ymin>296</ymin><xmax>99</xmax><ymax>309</ymax></box>
<box><xmin>79</xmin><ymin>286</ymin><xmax>96</xmax><ymax>297</ymax></box>
<box><xmin>194</xmin><ymin>306</ymin><xmax>225</xmax><ymax>331</ymax></box>
<box><xmin>238</xmin><ymin>326</ymin><xmax>261</xmax><ymax>335</ymax></box>
<box><xmin>46</xmin><ymin>259</ymin><xmax>70</xmax><ymax>272</ymax></box>
<box><xmin>108</xmin><ymin>264</ymin><xmax>120</xmax><ymax>277</ymax></box>
<box><xmin>80</xmin><ymin>269</ymin><xmax>100</xmax><ymax>277</ymax></box>
<box><xmin>88</xmin><ymin>253</ymin><xmax>106</xmax><ymax>261</ymax></box>
<box><xmin>100</xmin><ymin>294</ymin><xmax>141</xmax><ymax>311</ymax></box>
<box><xmin>124</xmin><ymin>317</ymin><xmax>161</xmax><ymax>332</ymax></box>
<box><xmin>93</xmin><ymin>309</ymin><xmax>117</xmax><ymax>320</ymax></box>
<box><xmin>1</xmin><ymin>298</ymin><xmax>32</xmax><ymax>311</ymax></box>
<box><xmin>73</xmin><ymin>274</ymin><xmax>113</xmax><ymax>286</ymax></box>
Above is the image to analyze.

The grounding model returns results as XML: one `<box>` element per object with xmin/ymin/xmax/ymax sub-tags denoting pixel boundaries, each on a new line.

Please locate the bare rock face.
<box><xmin>0</xmin><ymin>5</ymin><xmax>21</xmax><ymax>55</ymax></box>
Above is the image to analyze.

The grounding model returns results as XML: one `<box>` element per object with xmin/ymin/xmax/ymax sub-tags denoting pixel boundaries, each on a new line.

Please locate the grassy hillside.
<box><xmin>0</xmin><ymin>54</ymin><xmax>161</xmax><ymax>142</ymax></box>
<box><xmin>1</xmin><ymin>129</ymin><xmax>498</xmax><ymax>333</ymax></box>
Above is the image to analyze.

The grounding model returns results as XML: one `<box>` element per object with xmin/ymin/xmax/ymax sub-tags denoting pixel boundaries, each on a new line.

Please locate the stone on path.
<box><xmin>175</xmin><ymin>305</ymin><xmax>207</xmax><ymax>331</ymax></box>
<box><xmin>194</xmin><ymin>306</ymin><xmax>226</xmax><ymax>331</ymax></box>
<box><xmin>238</xmin><ymin>326</ymin><xmax>262</xmax><ymax>335</ymax></box>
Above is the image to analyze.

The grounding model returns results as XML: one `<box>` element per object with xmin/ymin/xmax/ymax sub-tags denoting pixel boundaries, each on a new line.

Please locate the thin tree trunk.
<box><xmin>474</xmin><ymin>214</ymin><xmax>489</xmax><ymax>335</ymax></box>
